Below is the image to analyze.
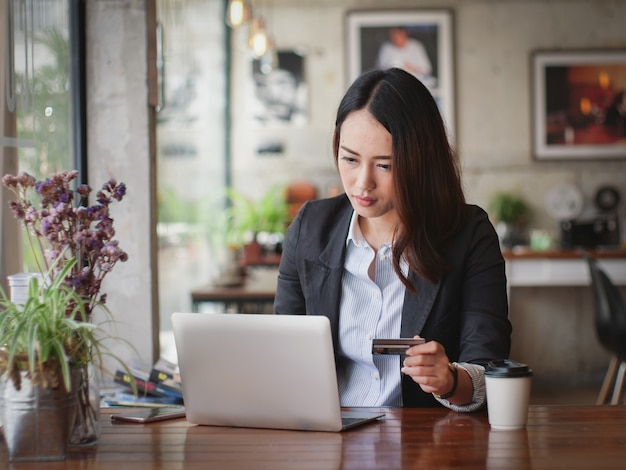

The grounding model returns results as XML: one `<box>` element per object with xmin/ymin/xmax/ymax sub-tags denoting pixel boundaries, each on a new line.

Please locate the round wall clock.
<box><xmin>544</xmin><ymin>183</ymin><xmax>584</xmax><ymax>221</ymax></box>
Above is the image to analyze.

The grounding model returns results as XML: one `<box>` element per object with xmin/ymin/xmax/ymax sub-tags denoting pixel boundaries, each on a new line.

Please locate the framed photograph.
<box><xmin>345</xmin><ymin>9</ymin><xmax>455</xmax><ymax>142</ymax></box>
<box><xmin>532</xmin><ymin>50</ymin><xmax>626</xmax><ymax>160</ymax></box>
<box><xmin>250</xmin><ymin>50</ymin><xmax>308</xmax><ymax>127</ymax></box>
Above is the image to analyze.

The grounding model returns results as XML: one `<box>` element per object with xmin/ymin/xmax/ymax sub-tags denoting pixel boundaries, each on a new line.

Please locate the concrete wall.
<box><xmin>87</xmin><ymin>0</ymin><xmax>158</xmax><ymax>373</ymax></box>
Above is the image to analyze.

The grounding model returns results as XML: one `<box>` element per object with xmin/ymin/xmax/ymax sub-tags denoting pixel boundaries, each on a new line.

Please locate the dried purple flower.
<box><xmin>2</xmin><ymin>170</ymin><xmax>129</xmax><ymax>318</ymax></box>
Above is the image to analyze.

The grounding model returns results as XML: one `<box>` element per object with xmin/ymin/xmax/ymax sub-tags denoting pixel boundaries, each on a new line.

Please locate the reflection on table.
<box><xmin>9</xmin><ymin>405</ymin><xmax>625</xmax><ymax>468</ymax></box>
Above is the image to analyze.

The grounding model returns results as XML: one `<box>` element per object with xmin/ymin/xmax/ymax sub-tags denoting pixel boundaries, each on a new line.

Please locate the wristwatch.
<box><xmin>434</xmin><ymin>362</ymin><xmax>458</xmax><ymax>400</ymax></box>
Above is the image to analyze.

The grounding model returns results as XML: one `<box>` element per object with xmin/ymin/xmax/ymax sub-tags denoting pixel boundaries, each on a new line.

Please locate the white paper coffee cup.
<box><xmin>7</xmin><ymin>272</ymin><xmax>43</xmax><ymax>306</ymax></box>
<box><xmin>485</xmin><ymin>360</ymin><xmax>533</xmax><ymax>430</ymax></box>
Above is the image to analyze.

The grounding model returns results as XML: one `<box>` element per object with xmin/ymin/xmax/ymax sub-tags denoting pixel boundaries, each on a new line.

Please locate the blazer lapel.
<box><xmin>400</xmin><ymin>272</ymin><xmax>440</xmax><ymax>337</ymax></box>
<box><xmin>302</xmin><ymin>204</ymin><xmax>352</xmax><ymax>344</ymax></box>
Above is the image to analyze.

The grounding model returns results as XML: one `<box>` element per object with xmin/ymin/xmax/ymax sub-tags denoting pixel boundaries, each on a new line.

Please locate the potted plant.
<box><xmin>0</xmin><ymin>258</ymin><xmax>132</xmax><ymax>461</ymax></box>
<box><xmin>0</xmin><ymin>170</ymin><xmax>135</xmax><ymax>455</ymax></box>
<box><xmin>226</xmin><ymin>185</ymin><xmax>290</xmax><ymax>261</ymax></box>
<box><xmin>488</xmin><ymin>191</ymin><xmax>531</xmax><ymax>249</ymax></box>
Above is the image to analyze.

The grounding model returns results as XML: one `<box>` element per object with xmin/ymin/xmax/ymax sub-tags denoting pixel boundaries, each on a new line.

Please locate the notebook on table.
<box><xmin>171</xmin><ymin>312</ymin><xmax>385</xmax><ymax>432</ymax></box>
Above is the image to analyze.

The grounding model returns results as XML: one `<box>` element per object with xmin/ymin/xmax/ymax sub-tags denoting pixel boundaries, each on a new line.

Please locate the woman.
<box><xmin>274</xmin><ymin>68</ymin><xmax>511</xmax><ymax>410</ymax></box>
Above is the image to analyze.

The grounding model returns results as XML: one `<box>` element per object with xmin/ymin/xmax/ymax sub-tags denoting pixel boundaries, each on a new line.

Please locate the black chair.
<box><xmin>586</xmin><ymin>255</ymin><xmax>626</xmax><ymax>405</ymax></box>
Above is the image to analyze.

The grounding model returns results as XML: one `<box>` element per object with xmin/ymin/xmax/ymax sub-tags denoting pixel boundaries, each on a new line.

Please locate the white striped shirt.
<box><xmin>336</xmin><ymin>211</ymin><xmax>486</xmax><ymax>411</ymax></box>
<box><xmin>337</xmin><ymin>212</ymin><xmax>407</xmax><ymax>406</ymax></box>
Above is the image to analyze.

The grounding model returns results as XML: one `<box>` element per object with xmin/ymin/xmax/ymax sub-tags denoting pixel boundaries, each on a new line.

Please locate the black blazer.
<box><xmin>274</xmin><ymin>194</ymin><xmax>511</xmax><ymax>407</ymax></box>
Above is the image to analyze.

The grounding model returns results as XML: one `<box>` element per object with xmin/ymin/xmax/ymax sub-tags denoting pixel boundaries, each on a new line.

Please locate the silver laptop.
<box><xmin>171</xmin><ymin>312</ymin><xmax>385</xmax><ymax>432</ymax></box>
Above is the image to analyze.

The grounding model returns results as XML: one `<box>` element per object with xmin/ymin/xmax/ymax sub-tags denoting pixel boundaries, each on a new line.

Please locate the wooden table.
<box><xmin>190</xmin><ymin>268</ymin><xmax>277</xmax><ymax>313</ymax></box>
<box><xmin>4</xmin><ymin>405</ymin><xmax>625</xmax><ymax>468</ymax></box>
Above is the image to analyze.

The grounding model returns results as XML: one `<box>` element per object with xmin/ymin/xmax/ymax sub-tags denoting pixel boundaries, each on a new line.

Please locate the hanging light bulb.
<box><xmin>226</xmin><ymin>0</ymin><xmax>251</xmax><ymax>28</ymax></box>
<box><xmin>259</xmin><ymin>35</ymin><xmax>278</xmax><ymax>74</ymax></box>
<box><xmin>248</xmin><ymin>17</ymin><xmax>268</xmax><ymax>58</ymax></box>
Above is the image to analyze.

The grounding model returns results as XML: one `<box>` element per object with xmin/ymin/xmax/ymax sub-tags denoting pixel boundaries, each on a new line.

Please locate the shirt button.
<box><xmin>366</xmin><ymin>333</ymin><xmax>373</xmax><ymax>341</ymax></box>
<box><xmin>372</xmin><ymin>372</ymin><xmax>379</xmax><ymax>380</ymax></box>
<box><xmin>373</xmin><ymin>292</ymin><xmax>380</xmax><ymax>300</ymax></box>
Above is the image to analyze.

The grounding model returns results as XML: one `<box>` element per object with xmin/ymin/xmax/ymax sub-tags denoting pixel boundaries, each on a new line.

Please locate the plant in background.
<box><xmin>488</xmin><ymin>191</ymin><xmax>530</xmax><ymax>226</ymax></box>
<box><xmin>200</xmin><ymin>186</ymin><xmax>289</xmax><ymax>277</ymax></box>
<box><xmin>488</xmin><ymin>191</ymin><xmax>531</xmax><ymax>249</ymax></box>
<box><xmin>226</xmin><ymin>185</ymin><xmax>290</xmax><ymax>246</ymax></box>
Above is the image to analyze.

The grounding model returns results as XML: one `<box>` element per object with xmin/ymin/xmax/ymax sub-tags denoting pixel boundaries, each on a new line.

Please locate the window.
<box><xmin>155</xmin><ymin>0</ymin><xmax>228</xmax><ymax>360</ymax></box>
<box><xmin>1</xmin><ymin>0</ymin><xmax>80</xmax><ymax>286</ymax></box>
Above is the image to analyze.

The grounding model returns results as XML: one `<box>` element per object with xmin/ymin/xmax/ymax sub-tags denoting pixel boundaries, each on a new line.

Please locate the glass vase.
<box><xmin>69</xmin><ymin>363</ymin><xmax>101</xmax><ymax>446</ymax></box>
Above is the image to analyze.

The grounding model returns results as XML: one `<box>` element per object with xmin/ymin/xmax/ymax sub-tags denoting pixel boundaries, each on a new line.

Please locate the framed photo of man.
<box><xmin>345</xmin><ymin>9</ymin><xmax>456</xmax><ymax>143</ymax></box>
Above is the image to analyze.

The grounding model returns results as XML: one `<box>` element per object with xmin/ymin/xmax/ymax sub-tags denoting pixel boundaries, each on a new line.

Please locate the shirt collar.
<box><xmin>346</xmin><ymin>211</ymin><xmax>396</xmax><ymax>252</ymax></box>
<box><xmin>346</xmin><ymin>211</ymin><xmax>408</xmax><ymax>276</ymax></box>
<box><xmin>346</xmin><ymin>210</ymin><xmax>368</xmax><ymax>248</ymax></box>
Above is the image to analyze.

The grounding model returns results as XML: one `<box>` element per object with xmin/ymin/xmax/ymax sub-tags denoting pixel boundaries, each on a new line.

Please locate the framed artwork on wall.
<box><xmin>345</xmin><ymin>9</ymin><xmax>455</xmax><ymax>143</ymax></box>
<box><xmin>532</xmin><ymin>50</ymin><xmax>626</xmax><ymax>160</ymax></box>
<box><xmin>251</xmin><ymin>50</ymin><xmax>308</xmax><ymax>127</ymax></box>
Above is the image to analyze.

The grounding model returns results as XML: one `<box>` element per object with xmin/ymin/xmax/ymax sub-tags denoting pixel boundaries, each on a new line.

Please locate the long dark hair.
<box><xmin>333</xmin><ymin>68</ymin><xmax>466</xmax><ymax>290</ymax></box>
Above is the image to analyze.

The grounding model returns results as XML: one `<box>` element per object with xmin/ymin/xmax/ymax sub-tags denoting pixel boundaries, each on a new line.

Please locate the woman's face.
<box><xmin>337</xmin><ymin>109</ymin><xmax>398</xmax><ymax>225</ymax></box>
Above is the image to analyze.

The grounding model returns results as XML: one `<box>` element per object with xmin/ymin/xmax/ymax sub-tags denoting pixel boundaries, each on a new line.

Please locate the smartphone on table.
<box><xmin>110</xmin><ymin>406</ymin><xmax>186</xmax><ymax>424</ymax></box>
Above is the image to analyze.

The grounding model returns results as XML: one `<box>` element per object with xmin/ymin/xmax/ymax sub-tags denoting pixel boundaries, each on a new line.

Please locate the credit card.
<box><xmin>372</xmin><ymin>338</ymin><xmax>426</xmax><ymax>355</ymax></box>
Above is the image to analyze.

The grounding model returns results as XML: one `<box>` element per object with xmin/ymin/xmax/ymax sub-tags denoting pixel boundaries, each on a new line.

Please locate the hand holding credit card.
<box><xmin>372</xmin><ymin>338</ymin><xmax>426</xmax><ymax>355</ymax></box>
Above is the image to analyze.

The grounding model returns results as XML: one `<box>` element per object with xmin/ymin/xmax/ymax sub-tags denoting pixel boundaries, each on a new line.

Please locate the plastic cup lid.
<box><xmin>485</xmin><ymin>359</ymin><xmax>533</xmax><ymax>378</ymax></box>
